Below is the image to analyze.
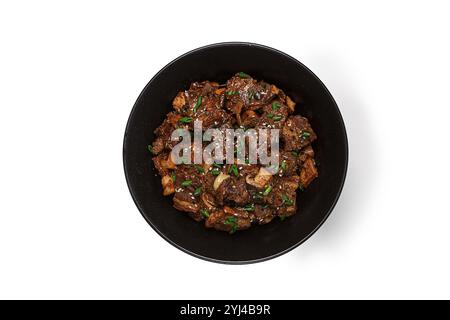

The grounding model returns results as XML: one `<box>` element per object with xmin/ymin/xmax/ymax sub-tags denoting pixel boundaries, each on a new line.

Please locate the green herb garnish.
<box><xmin>181</xmin><ymin>180</ymin><xmax>192</xmax><ymax>187</ymax></box>
<box><xmin>147</xmin><ymin>144</ymin><xmax>154</xmax><ymax>153</ymax></box>
<box><xmin>193</xmin><ymin>95</ymin><xmax>202</xmax><ymax>113</ymax></box>
<box><xmin>200</xmin><ymin>209</ymin><xmax>210</xmax><ymax>218</ymax></box>
<box><xmin>238</xmin><ymin>72</ymin><xmax>250</xmax><ymax>78</ymax></box>
<box><xmin>301</xmin><ymin>131</ymin><xmax>311</xmax><ymax>139</ymax></box>
<box><xmin>273</xmin><ymin>115</ymin><xmax>283</xmax><ymax>121</ymax></box>
<box><xmin>226</xmin><ymin>90</ymin><xmax>238</xmax><ymax>95</ymax></box>
<box><xmin>224</xmin><ymin>216</ymin><xmax>238</xmax><ymax>234</ymax></box>
<box><xmin>254</xmin><ymin>193</ymin><xmax>263</xmax><ymax>200</ymax></box>
<box><xmin>281</xmin><ymin>194</ymin><xmax>294</xmax><ymax>206</ymax></box>
<box><xmin>179</xmin><ymin>117</ymin><xmax>192</xmax><ymax>124</ymax></box>
<box><xmin>248</xmin><ymin>91</ymin><xmax>254</xmax><ymax>100</ymax></box>
<box><xmin>243</xmin><ymin>203</ymin><xmax>255</xmax><ymax>212</ymax></box>
<box><xmin>280</xmin><ymin>160</ymin><xmax>287</xmax><ymax>171</ymax></box>
<box><xmin>272</xmin><ymin>102</ymin><xmax>280</xmax><ymax>110</ymax></box>
<box><xmin>291</xmin><ymin>151</ymin><xmax>299</xmax><ymax>156</ymax></box>
<box><xmin>195</xmin><ymin>165</ymin><xmax>205</xmax><ymax>173</ymax></box>
<box><xmin>170</xmin><ymin>173</ymin><xmax>176</xmax><ymax>182</ymax></box>
<box><xmin>211</xmin><ymin>168</ymin><xmax>221</xmax><ymax>176</ymax></box>
<box><xmin>267</xmin><ymin>113</ymin><xmax>274</xmax><ymax>119</ymax></box>
<box><xmin>229</xmin><ymin>164</ymin><xmax>239</xmax><ymax>177</ymax></box>
<box><xmin>263</xmin><ymin>185</ymin><xmax>272</xmax><ymax>196</ymax></box>
<box><xmin>194</xmin><ymin>187</ymin><xmax>202</xmax><ymax>196</ymax></box>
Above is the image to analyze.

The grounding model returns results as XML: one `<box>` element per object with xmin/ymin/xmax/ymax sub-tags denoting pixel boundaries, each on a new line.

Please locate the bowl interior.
<box><xmin>123</xmin><ymin>43</ymin><xmax>348</xmax><ymax>263</ymax></box>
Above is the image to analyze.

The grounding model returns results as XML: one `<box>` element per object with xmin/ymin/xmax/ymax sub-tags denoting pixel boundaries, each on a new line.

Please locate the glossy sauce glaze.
<box><xmin>150</xmin><ymin>72</ymin><xmax>318</xmax><ymax>233</ymax></box>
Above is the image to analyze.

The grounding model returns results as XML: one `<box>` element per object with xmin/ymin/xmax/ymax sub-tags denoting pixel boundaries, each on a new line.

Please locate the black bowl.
<box><xmin>123</xmin><ymin>42</ymin><xmax>348</xmax><ymax>264</ymax></box>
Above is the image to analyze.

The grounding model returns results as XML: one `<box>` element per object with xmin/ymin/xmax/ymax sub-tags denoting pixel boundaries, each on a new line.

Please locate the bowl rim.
<box><xmin>123</xmin><ymin>41</ymin><xmax>349</xmax><ymax>264</ymax></box>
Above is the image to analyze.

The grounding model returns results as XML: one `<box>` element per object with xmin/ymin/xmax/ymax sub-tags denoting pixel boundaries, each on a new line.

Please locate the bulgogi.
<box><xmin>149</xmin><ymin>72</ymin><xmax>318</xmax><ymax>233</ymax></box>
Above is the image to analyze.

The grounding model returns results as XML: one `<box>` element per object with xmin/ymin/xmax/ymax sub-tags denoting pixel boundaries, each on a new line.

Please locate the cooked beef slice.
<box><xmin>282</xmin><ymin>115</ymin><xmax>317</xmax><ymax>151</ymax></box>
<box><xmin>150</xmin><ymin>73</ymin><xmax>318</xmax><ymax>233</ymax></box>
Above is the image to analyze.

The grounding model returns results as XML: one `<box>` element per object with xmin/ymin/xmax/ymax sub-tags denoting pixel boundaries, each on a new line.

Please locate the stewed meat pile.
<box><xmin>149</xmin><ymin>72</ymin><xmax>318</xmax><ymax>233</ymax></box>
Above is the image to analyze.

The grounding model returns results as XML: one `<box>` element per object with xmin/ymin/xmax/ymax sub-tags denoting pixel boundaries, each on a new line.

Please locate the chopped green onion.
<box><xmin>238</xmin><ymin>72</ymin><xmax>250</xmax><ymax>78</ymax></box>
<box><xmin>280</xmin><ymin>160</ymin><xmax>287</xmax><ymax>171</ymax></box>
<box><xmin>194</xmin><ymin>187</ymin><xmax>202</xmax><ymax>196</ymax></box>
<box><xmin>254</xmin><ymin>193</ymin><xmax>263</xmax><ymax>200</ymax></box>
<box><xmin>211</xmin><ymin>168</ymin><xmax>221</xmax><ymax>176</ymax></box>
<box><xmin>273</xmin><ymin>115</ymin><xmax>283</xmax><ymax>121</ymax></box>
<box><xmin>291</xmin><ymin>151</ymin><xmax>299</xmax><ymax>156</ymax></box>
<box><xmin>195</xmin><ymin>165</ymin><xmax>205</xmax><ymax>173</ymax></box>
<box><xmin>193</xmin><ymin>95</ymin><xmax>202</xmax><ymax>113</ymax></box>
<box><xmin>263</xmin><ymin>185</ymin><xmax>272</xmax><ymax>196</ymax></box>
<box><xmin>243</xmin><ymin>203</ymin><xmax>255</xmax><ymax>211</ymax></box>
<box><xmin>248</xmin><ymin>91</ymin><xmax>254</xmax><ymax>100</ymax></box>
<box><xmin>267</xmin><ymin>113</ymin><xmax>274</xmax><ymax>119</ymax></box>
<box><xmin>147</xmin><ymin>144</ymin><xmax>154</xmax><ymax>153</ymax></box>
<box><xmin>272</xmin><ymin>102</ymin><xmax>280</xmax><ymax>110</ymax></box>
<box><xmin>200</xmin><ymin>209</ymin><xmax>210</xmax><ymax>218</ymax></box>
<box><xmin>229</xmin><ymin>164</ymin><xmax>239</xmax><ymax>177</ymax></box>
<box><xmin>224</xmin><ymin>216</ymin><xmax>238</xmax><ymax>234</ymax></box>
<box><xmin>181</xmin><ymin>180</ymin><xmax>192</xmax><ymax>187</ymax></box>
<box><xmin>301</xmin><ymin>131</ymin><xmax>311</xmax><ymax>139</ymax></box>
<box><xmin>226</xmin><ymin>90</ymin><xmax>238</xmax><ymax>95</ymax></box>
<box><xmin>170</xmin><ymin>173</ymin><xmax>176</xmax><ymax>182</ymax></box>
<box><xmin>282</xmin><ymin>194</ymin><xmax>294</xmax><ymax>206</ymax></box>
<box><xmin>179</xmin><ymin>117</ymin><xmax>192</xmax><ymax>124</ymax></box>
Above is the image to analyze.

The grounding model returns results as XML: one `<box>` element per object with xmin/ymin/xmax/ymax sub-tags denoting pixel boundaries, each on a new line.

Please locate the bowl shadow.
<box><xmin>295</xmin><ymin>53</ymin><xmax>379</xmax><ymax>258</ymax></box>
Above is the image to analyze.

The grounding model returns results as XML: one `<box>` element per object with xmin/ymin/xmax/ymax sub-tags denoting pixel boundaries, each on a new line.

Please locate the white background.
<box><xmin>1</xmin><ymin>0</ymin><xmax>449</xmax><ymax>300</ymax></box>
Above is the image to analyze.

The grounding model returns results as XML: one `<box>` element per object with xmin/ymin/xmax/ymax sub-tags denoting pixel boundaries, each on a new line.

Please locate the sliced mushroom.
<box><xmin>299</xmin><ymin>158</ymin><xmax>318</xmax><ymax>188</ymax></box>
<box><xmin>164</xmin><ymin>153</ymin><xmax>177</xmax><ymax>170</ymax></box>
<box><xmin>172</xmin><ymin>91</ymin><xmax>186</xmax><ymax>110</ymax></box>
<box><xmin>213</xmin><ymin>172</ymin><xmax>230</xmax><ymax>191</ymax></box>
<box><xmin>203</xmin><ymin>163</ymin><xmax>211</xmax><ymax>172</ymax></box>
<box><xmin>241</xmin><ymin>110</ymin><xmax>258</xmax><ymax>127</ymax></box>
<box><xmin>246</xmin><ymin>167</ymin><xmax>273</xmax><ymax>188</ymax></box>
<box><xmin>286</xmin><ymin>96</ymin><xmax>296</xmax><ymax>113</ymax></box>
<box><xmin>161</xmin><ymin>175</ymin><xmax>175</xmax><ymax>196</ymax></box>
<box><xmin>173</xmin><ymin>197</ymin><xmax>198</xmax><ymax>213</ymax></box>
<box><xmin>270</xmin><ymin>84</ymin><xmax>280</xmax><ymax>96</ymax></box>
<box><xmin>215</xmin><ymin>88</ymin><xmax>225</xmax><ymax>95</ymax></box>
<box><xmin>201</xmin><ymin>193</ymin><xmax>217</xmax><ymax>211</ymax></box>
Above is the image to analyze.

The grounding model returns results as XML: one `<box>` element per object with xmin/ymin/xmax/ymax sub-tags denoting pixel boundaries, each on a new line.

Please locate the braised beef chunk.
<box><xmin>152</xmin><ymin>153</ymin><xmax>169</xmax><ymax>176</ymax></box>
<box><xmin>251</xmin><ymin>205</ymin><xmax>275</xmax><ymax>224</ymax></box>
<box><xmin>282</xmin><ymin>115</ymin><xmax>317</xmax><ymax>151</ymax></box>
<box><xmin>173</xmin><ymin>190</ymin><xmax>201</xmax><ymax>220</ymax></box>
<box><xmin>278</xmin><ymin>151</ymin><xmax>299</xmax><ymax>177</ymax></box>
<box><xmin>150</xmin><ymin>72</ymin><xmax>318</xmax><ymax>233</ymax></box>
<box><xmin>216</xmin><ymin>176</ymin><xmax>250</xmax><ymax>206</ymax></box>
<box><xmin>205</xmin><ymin>206</ymin><xmax>251</xmax><ymax>232</ymax></box>
<box><xmin>255</xmin><ymin>100</ymin><xmax>289</xmax><ymax>130</ymax></box>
